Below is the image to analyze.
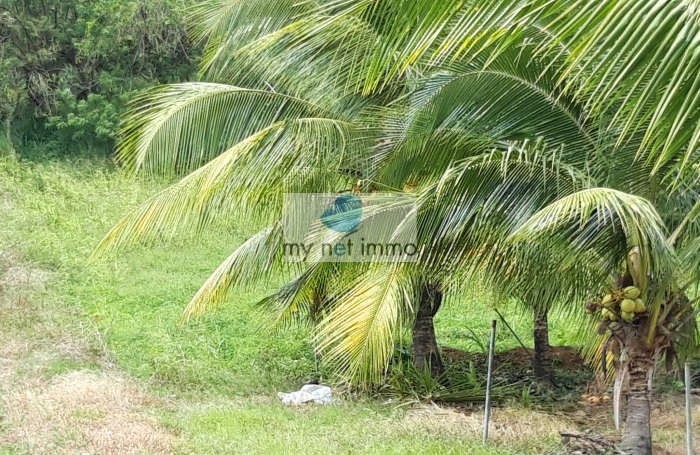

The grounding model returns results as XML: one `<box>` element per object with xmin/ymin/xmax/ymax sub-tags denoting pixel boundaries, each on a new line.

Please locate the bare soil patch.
<box><xmin>442</xmin><ymin>346</ymin><xmax>586</xmax><ymax>371</ymax></box>
<box><xmin>441</xmin><ymin>345</ymin><xmax>699</xmax><ymax>455</ymax></box>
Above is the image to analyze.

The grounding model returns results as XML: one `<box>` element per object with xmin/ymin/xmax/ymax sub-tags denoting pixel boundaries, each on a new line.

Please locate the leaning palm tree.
<box><xmin>100</xmin><ymin>24</ymin><xmax>594</xmax><ymax>375</ymax></box>
<box><xmin>302</xmin><ymin>2</ymin><xmax>700</xmax><ymax>450</ymax></box>
<box><xmin>189</xmin><ymin>0</ymin><xmax>581</xmax><ymax>385</ymax></box>
<box><xmin>95</xmin><ymin>1</ymin><xmax>700</xmax><ymax>454</ymax></box>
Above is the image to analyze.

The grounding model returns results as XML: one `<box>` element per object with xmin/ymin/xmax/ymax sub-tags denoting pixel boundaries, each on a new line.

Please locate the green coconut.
<box><xmin>602</xmin><ymin>308</ymin><xmax>618</xmax><ymax>321</ymax></box>
<box><xmin>633</xmin><ymin>298</ymin><xmax>646</xmax><ymax>313</ymax></box>
<box><xmin>620</xmin><ymin>298</ymin><xmax>636</xmax><ymax>313</ymax></box>
<box><xmin>621</xmin><ymin>311</ymin><xmax>635</xmax><ymax>322</ymax></box>
<box><xmin>601</xmin><ymin>294</ymin><xmax>613</xmax><ymax>307</ymax></box>
<box><xmin>623</xmin><ymin>286</ymin><xmax>641</xmax><ymax>299</ymax></box>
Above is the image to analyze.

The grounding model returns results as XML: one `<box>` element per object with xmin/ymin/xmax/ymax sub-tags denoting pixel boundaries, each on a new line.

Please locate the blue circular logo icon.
<box><xmin>320</xmin><ymin>194</ymin><xmax>362</xmax><ymax>233</ymax></box>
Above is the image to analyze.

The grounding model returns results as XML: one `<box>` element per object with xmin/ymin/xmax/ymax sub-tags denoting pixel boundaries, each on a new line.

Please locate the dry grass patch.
<box><xmin>564</xmin><ymin>394</ymin><xmax>700</xmax><ymax>454</ymax></box>
<box><xmin>0</xmin><ymin>249</ymin><xmax>51</xmax><ymax>291</ymax></box>
<box><xmin>403</xmin><ymin>403</ymin><xmax>576</xmax><ymax>447</ymax></box>
<box><xmin>402</xmin><ymin>397</ymin><xmax>700</xmax><ymax>455</ymax></box>
<box><xmin>0</xmin><ymin>252</ymin><xmax>175</xmax><ymax>455</ymax></box>
<box><xmin>0</xmin><ymin>370</ymin><xmax>174</xmax><ymax>454</ymax></box>
<box><xmin>0</xmin><ymin>266</ymin><xmax>52</xmax><ymax>290</ymax></box>
<box><xmin>650</xmin><ymin>397</ymin><xmax>700</xmax><ymax>455</ymax></box>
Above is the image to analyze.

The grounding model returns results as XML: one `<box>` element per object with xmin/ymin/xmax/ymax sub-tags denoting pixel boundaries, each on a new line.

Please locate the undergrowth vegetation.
<box><xmin>0</xmin><ymin>155</ymin><xmax>591</xmax><ymax>454</ymax></box>
<box><xmin>0</xmin><ymin>155</ymin><xmax>578</xmax><ymax>391</ymax></box>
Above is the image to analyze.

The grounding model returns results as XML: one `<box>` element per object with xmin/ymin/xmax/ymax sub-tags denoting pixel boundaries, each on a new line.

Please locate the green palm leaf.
<box><xmin>544</xmin><ymin>0</ymin><xmax>700</xmax><ymax>177</ymax></box>
<box><xmin>189</xmin><ymin>0</ymin><xmax>313</xmax><ymax>76</ymax></box>
<box><xmin>182</xmin><ymin>223</ymin><xmax>284</xmax><ymax>321</ymax></box>
<box><xmin>510</xmin><ymin>188</ymin><xmax>676</xmax><ymax>288</ymax></box>
<box><xmin>117</xmin><ymin>83</ymin><xmax>340</xmax><ymax>176</ymax></box>
<box><xmin>317</xmin><ymin>265</ymin><xmax>415</xmax><ymax>384</ymax></box>
<box><xmin>98</xmin><ymin>117</ymin><xmax>363</xmax><ymax>256</ymax></box>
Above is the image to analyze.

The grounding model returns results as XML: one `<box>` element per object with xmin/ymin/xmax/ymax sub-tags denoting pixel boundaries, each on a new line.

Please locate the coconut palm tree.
<box><xmin>95</xmin><ymin>1</ymin><xmax>700</xmax><ymax>453</ymax></box>
<box><xmin>255</xmin><ymin>6</ymin><xmax>700</xmax><ymax>451</ymax></box>
<box><xmin>185</xmin><ymin>0</ymin><xmax>597</xmax><ymax>387</ymax></box>
<box><xmin>99</xmin><ymin>23</ymin><xmax>592</xmax><ymax>374</ymax></box>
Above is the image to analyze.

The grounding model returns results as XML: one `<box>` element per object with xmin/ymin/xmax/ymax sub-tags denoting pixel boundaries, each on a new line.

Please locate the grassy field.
<box><xmin>0</xmin><ymin>154</ymin><xmax>693</xmax><ymax>454</ymax></box>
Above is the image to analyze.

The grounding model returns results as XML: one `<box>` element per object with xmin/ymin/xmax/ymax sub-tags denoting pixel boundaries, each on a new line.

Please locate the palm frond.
<box><xmin>317</xmin><ymin>264</ymin><xmax>415</xmax><ymax>384</ymax></box>
<box><xmin>182</xmin><ymin>223</ymin><xmax>284</xmax><ymax>321</ymax></box>
<box><xmin>415</xmin><ymin>150</ymin><xmax>585</xmax><ymax>258</ymax></box>
<box><xmin>117</xmin><ymin>83</ymin><xmax>340</xmax><ymax>176</ymax></box>
<box><xmin>189</xmin><ymin>0</ymin><xmax>313</xmax><ymax>75</ymax></box>
<box><xmin>372</xmin><ymin>73</ymin><xmax>595</xmax><ymax>187</ymax></box>
<box><xmin>510</xmin><ymin>188</ymin><xmax>676</xmax><ymax>288</ymax></box>
<box><xmin>258</xmin><ymin>262</ymin><xmax>370</xmax><ymax>329</ymax></box>
<box><xmin>97</xmin><ymin>118</ymin><xmax>363</xmax><ymax>256</ymax></box>
<box><xmin>544</xmin><ymin>0</ymin><xmax>700</xmax><ymax>177</ymax></box>
<box><xmin>213</xmin><ymin>0</ymin><xmax>543</xmax><ymax>96</ymax></box>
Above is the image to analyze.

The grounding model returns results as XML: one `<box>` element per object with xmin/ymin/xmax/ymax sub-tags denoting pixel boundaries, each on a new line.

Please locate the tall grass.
<box><xmin>0</xmin><ymin>155</ymin><xmax>567</xmax><ymax>454</ymax></box>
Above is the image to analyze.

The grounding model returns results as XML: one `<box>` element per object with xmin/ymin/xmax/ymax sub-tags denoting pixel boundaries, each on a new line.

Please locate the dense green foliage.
<box><xmin>97</xmin><ymin>2</ymin><xmax>700</xmax><ymax>452</ymax></box>
<box><xmin>3</xmin><ymin>1</ymin><xmax>700</xmax><ymax>452</ymax></box>
<box><xmin>0</xmin><ymin>0</ymin><xmax>197</xmax><ymax>155</ymax></box>
<box><xmin>0</xmin><ymin>155</ymin><xmax>574</xmax><ymax>454</ymax></box>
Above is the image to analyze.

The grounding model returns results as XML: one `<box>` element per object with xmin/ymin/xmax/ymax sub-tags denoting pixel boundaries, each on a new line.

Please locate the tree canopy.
<box><xmin>0</xmin><ymin>0</ymin><xmax>197</xmax><ymax>155</ymax></box>
<box><xmin>93</xmin><ymin>1</ymin><xmax>700</xmax><ymax>453</ymax></box>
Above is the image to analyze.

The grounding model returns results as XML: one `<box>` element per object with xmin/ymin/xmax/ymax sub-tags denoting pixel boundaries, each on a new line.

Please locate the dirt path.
<box><xmin>0</xmin><ymin>250</ymin><xmax>175</xmax><ymax>455</ymax></box>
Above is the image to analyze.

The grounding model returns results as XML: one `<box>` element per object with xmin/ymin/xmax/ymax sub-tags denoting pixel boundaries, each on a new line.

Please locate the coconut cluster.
<box><xmin>586</xmin><ymin>286</ymin><xmax>646</xmax><ymax>322</ymax></box>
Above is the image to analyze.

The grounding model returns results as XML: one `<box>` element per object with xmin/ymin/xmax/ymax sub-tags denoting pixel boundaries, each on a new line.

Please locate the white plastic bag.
<box><xmin>278</xmin><ymin>384</ymin><xmax>333</xmax><ymax>406</ymax></box>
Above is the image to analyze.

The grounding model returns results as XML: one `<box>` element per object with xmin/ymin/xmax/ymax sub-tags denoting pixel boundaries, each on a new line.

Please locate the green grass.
<box><xmin>163</xmin><ymin>401</ymin><xmax>553</xmax><ymax>455</ymax></box>
<box><xmin>0</xmin><ymin>155</ymin><xmax>567</xmax><ymax>454</ymax></box>
<box><xmin>437</xmin><ymin>294</ymin><xmax>571</xmax><ymax>354</ymax></box>
<box><xmin>0</xmin><ymin>156</ymin><xmax>307</xmax><ymax>393</ymax></box>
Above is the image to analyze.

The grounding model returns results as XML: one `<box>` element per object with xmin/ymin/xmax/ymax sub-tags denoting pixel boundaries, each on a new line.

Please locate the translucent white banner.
<box><xmin>282</xmin><ymin>193</ymin><xmax>418</xmax><ymax>262</ymax></box>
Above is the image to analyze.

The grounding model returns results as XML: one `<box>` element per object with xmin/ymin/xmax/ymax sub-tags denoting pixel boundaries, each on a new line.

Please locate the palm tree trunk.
<box><xmin>621</xmin><ymin>350</ymin><xmax>654</xmax><ymax>455</ymax></box>
<box><xmin>412</xmin><ymin>283</ymin><xmax>444</xmax><ymax>378</ymax></box>
<box><xmin>533</xmin><ymin>307</ymin><xmax>553</xmax><ymax>384</ymax></box>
